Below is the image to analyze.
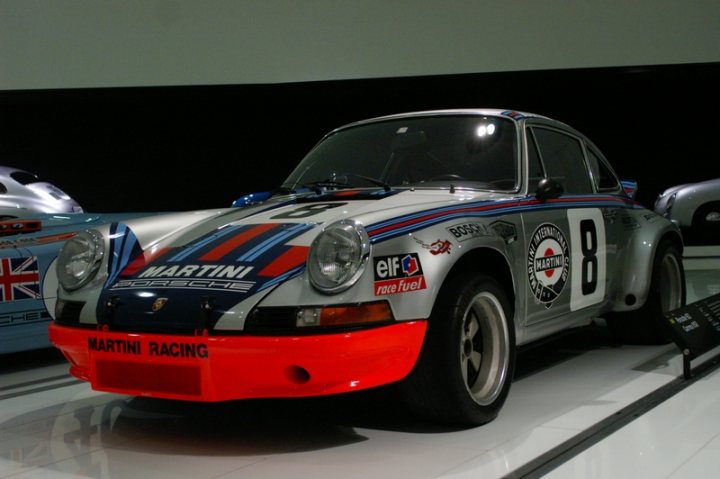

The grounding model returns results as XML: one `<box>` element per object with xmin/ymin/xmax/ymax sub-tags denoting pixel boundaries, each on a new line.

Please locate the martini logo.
<box><xmin>527</xmin><ymin>223</ymin><xmax>569</xmax><ymax>306</ymax></box>
<box><xmin>373</xmin><ymin>253</ymin><xmax>427</xmax><ymax>295</ymax></box>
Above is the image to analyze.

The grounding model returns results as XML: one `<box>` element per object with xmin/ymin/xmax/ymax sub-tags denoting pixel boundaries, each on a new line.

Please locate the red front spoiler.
<box><xmin>49</xmin><ymin>321</ymin><xmax>427</xmax><ymax>401</ymax></box>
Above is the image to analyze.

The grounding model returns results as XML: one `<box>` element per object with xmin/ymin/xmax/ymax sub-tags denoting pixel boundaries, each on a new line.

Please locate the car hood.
<box><xmin>95</xmin><ymin>188</ymin><xmax>514</xmax><ymax>331</ymax></box>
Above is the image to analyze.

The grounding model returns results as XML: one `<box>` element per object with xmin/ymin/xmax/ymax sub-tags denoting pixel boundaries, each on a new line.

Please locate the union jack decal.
<box><xmin>0</xmin><ymin>256</ymin><xmax>40</xmax><ymax>302</ymax></box>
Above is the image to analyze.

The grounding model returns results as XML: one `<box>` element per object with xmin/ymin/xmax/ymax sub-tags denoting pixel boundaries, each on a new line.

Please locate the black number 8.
<box><xmin>579</xmin><ymin>219</ymin><xmax>598</xmax><ymax>295</ymax></box>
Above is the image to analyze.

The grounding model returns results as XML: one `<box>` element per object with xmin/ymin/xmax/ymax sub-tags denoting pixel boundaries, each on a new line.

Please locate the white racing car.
<box><xmin>0</xmin><ymin>166</ymin><xmax>83</xmax><ymax>218</ymax></box>
<box><xmin>49</xmin><ymin>109</ymin><xmax>685</xmax><ymax>426</ymax></box>
<box><xmin>654</xmin><ymin>177</ymin><xmax>720</xmax><ymax>245</ymax></box>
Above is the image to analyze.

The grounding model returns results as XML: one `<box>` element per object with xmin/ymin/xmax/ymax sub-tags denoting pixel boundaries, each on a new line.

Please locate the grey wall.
<box><xmin>2</xmin><ymin>0</ymin><xmax>719</xmax><ymax>90</ymax></box>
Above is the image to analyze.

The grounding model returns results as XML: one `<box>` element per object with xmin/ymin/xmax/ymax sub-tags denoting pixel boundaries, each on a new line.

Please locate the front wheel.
<box><xmin>605</xmin><ymin>239</ymin><xmax>685</xmax><ymax>344</ymax></box>
<box><xmin>398</xmin><ymin>273</ymin><xmax>516</xmax><ymax>426</ymax></box>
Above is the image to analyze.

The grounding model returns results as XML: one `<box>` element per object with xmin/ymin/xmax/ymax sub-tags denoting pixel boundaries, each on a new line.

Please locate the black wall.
<box><xmin>1</xmin><ymin>62</ymin><xmax>718</xmax><ymax>213</ymax></box>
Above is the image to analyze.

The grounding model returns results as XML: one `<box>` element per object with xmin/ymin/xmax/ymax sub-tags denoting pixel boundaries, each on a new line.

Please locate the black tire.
<box><xmin>605</xmin><ymin>240</ymin><xmax>686</xmax><ymax>344</ymax></box>
<box><xmin>398</xmin><ymin>273</ymin><xmax>516</xmax><ymax>426</ymax></box>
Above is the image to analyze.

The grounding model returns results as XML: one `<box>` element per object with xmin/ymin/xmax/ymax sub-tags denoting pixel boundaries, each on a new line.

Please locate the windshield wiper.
<box><xmin>278</xmin><ymin>173</ymin><xmax>392</xmax><ymax>196</ymax></box>
<box><xmin>308</xmin><ymin>173</ymin><xmax>391</xmax><ymax>192</ymax></box>
<box><xmin>345</xmin><ymin>173</ymin><xmax>391</xmax><ymax>192</ymax></box>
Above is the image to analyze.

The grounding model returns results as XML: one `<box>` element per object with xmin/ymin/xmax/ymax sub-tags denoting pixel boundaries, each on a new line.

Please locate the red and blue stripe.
<box><xmin>367</xmin><ymin>195</ymin><xmax>641</xmax><ymax>243</ymax></box>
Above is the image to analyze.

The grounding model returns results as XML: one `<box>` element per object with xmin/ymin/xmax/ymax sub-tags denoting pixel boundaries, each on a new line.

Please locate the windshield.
<box><xmin>283</xmin><ymin>115</ymin><xmax>519</xmax><ymax>191</ymax></box>
<box><xmin>10</xmin><ymin>171</ymin><xmax>40</xmax><ymax>185</ymax></box>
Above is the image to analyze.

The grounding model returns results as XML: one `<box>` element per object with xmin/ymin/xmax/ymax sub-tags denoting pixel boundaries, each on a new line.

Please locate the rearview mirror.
<box><xmin>536</xmin><ymin>178</ymin><xmax>563</xmax><ymax>201</ymax></box>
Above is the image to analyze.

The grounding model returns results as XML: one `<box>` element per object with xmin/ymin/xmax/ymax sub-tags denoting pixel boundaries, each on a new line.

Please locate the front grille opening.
<box><xmin>96</xmin><ymin>360</ymin><xmax>201</xmax><ymax>396</ymax></box>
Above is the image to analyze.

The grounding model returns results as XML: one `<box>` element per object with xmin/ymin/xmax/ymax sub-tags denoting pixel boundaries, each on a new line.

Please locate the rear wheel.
<box><xmin>605</xmin><ymin>240</ymin><xmax>685</xmax><ymax>344</ymax></box>
<box><xmin>398</xmin><ymin>273</ymin><xmax>515</xmax><ymax>426</ymax></box>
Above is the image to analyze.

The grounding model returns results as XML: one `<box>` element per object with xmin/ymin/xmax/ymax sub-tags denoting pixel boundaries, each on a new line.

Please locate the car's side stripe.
<box><xmin>367</xmin><ymin>195</ymin><xmax>640</xmax><ymax>243</ymax></box>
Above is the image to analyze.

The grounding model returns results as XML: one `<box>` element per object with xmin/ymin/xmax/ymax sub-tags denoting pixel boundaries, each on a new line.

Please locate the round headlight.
<box><xmin>57</xmin><ymin>229</ymin><xmax>105</xmax><ymax>291</ymax></box>
<box><xmin>307</xmin><ymin>220</ymin><xmax>370</xmax><ymax>294</ymax></box>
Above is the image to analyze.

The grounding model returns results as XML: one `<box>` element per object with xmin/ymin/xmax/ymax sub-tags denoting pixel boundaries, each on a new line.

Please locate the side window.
<box><xmin>526</xmin><ymin>129</ymin><xmax>545</xmax><ymax>193</ymax></box>
<box><xmin>531</xmin><ymin>127</ymin><xmax>593</xmax><ymax>195</ymax></box>
<box><xmin>586</xmin><ymin>146</ymin><xmax>620</xmax><ymax>192</ymax></box>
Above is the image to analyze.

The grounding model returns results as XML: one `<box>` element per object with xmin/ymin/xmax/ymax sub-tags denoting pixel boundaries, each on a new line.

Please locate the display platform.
<box><xmin>1</xmin><ymin>268</ymin><xmax>719</xmax><ymax>479</ymax></box>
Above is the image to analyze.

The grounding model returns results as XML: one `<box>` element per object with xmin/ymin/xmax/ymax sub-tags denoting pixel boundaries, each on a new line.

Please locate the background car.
<box><xmin>48</xmin><ymin>109</ymin><xmax>685</xmax><ymax>426</ymax></box>
<box><xmin>0</xmin><ymin>212</ymin><xmax>158</xmax><ymax>354</ymax></box>
<box><xmin>0</xmin><ymin>166</ymin><xmax>83</xmax><ymax>219</ymax></box>
<box><xmin>654</xmin><ymin>177</ymin><xmax>720</xmax><ymax>245</ymax></box>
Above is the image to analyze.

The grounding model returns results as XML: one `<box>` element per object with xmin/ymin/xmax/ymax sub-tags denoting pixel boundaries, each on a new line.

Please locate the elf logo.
<box><xmin>373</xmin><ymin>253</ymin><xmax>426</xmax><ymax>296</ymax></box>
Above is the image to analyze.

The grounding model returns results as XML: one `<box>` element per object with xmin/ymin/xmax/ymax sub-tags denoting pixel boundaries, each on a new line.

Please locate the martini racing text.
<box><xmin>88</xmin><ymin>337</ymin><xmax>209</xmax><ymax>359</ymax></box>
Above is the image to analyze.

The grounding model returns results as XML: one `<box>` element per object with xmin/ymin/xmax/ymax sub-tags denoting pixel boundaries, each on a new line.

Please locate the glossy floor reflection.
<box><xmin>1</xmin><ymin>267</ymin><xmax>718</xmax><ymax>479</ymax></box>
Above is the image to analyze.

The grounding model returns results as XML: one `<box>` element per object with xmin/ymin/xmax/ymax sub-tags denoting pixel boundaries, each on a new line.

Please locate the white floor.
<box><xmin>1</xmin><ymin>267</ymin><xmax>719</xmax><ymax>479</ymax></box>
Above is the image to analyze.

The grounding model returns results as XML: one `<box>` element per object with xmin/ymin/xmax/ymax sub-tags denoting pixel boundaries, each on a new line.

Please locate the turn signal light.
<box><xmin>296</xmin><ymin>302</ymin><xmax>393</xmax><ymax>327</ymax></box>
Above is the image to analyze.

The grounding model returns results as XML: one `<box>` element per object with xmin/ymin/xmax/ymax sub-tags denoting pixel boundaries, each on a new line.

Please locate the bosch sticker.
<box><xmin>373</xmin><ymin>253</ymin><xmax>427</xmax><ymax>295</ymax></box>
<box><xmin>527</xmin><ymin>223</ymin><xmax>569</xmax><ymax>306</ymax></box>
<box><xmin>446</xmin><ymin>222</ymin><xmax>492</xmax><ymax>242</ymax></box>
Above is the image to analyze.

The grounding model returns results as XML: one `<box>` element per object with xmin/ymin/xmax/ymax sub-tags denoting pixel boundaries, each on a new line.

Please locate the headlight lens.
<box><xmin>57</xmin><ymin>229</ymin><xmax>105</xmax><ymax>291</ymax></box>
<box><xmin>307</xmin><ymin>220</ymin><xmax>370</xmax><ymax>294</ymax></box>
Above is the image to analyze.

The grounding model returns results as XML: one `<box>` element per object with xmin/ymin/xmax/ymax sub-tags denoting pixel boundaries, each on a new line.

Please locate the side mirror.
<box><xmin>232</xmin><ymin>191</ymin><xmax>271</xmax><ymax>208</ymax></box>
<box><xmin>536</xmin><ymin>178</ymin><xmax>563</xmax><ymax>201</ymax></box>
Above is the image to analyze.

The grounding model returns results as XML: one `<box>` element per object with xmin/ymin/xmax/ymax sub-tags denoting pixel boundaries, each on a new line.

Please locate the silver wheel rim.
<box><xmin>460</xmin><ymin>291</ymin><xmax>510</xmax><ymax>406</ymax></box>
<box><xmin>659</xmin><ymin>252</ymin><xmax>683</xmax><ymax>312</ymax></box>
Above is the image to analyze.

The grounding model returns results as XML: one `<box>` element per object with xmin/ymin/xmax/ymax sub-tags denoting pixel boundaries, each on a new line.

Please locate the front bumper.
<box><xmin>48</xmin><ymin>321</ymin><xmax>426</xmax><ymax>401</ymax></box>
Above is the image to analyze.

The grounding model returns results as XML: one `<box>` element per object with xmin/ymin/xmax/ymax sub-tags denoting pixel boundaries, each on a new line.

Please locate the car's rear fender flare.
<box><xmin>611</xmin><ymin>226</ymin><xmax>683</xmax><ymax>312</ymax></box>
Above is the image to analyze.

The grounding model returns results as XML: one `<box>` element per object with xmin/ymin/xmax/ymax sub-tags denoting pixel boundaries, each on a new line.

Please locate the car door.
<box><xmin>522</xmin><ymin>122</ymin><xmax>617</xmax><ymax>330</ymax></box>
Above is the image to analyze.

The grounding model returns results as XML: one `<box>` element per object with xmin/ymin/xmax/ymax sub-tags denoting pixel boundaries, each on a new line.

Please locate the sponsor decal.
<box><xmin>527</xmin><ymin>223</ymin><xmax>569</xmax><ymax>307</ymax></box>
<box><xmin>111</xmin><ymin>278</ymin><xmax>254</xmax><ymax>292</ymax></box>
<box><xmin>0</xmin><ymin>257</ymin><xmax>40</xmax><ymax>302</ymax></box>
<box><xmin>151</xmin><ymin>297</ymin><xmax>168</xmax><ymax>312</ymax></box>
<box><xmin>602</xmin><ymin>208</ymin><xmax>618</xmax><ymax>224</ymax></box>
<box><xmin>428</xmin><ymin>240</ymin><xmax>451</xmax><ymax>255</ymax></box>
<box><xmin>490</xmin><ymin>220</ymin><xmax>517</xmax><ymax>244</ymax></box>
<box><xmin>138</xmin><ymin>264</ymin><xmax>254</xmax><ymax>279</ymax></box>
<box><xmin>621</xmin><ymin>216</ymin><xmax>641</xmax><ymax>230</ymax></box>
<box><xmin>0</xmin><ymin>309</ymin><xmax>48</xmax><ymax>325</ymax></box>
<box><xmin>413</xmin><ymin>237</ymin><xmax>452</xmax><ymax>255</ymax></box>
<box><xmin>110</xmin><ymin>264</ymin><xmax>256</xmax><ymax>292</ymax></box>
<box><xmin>373</xmin><ymin>253</ymin><xmax>427</xmax><ymax>295</ymax></box>
<box><xmin>446</xmin><ymin>222</ymin><xmax>493</xmax><ymax>242</ymax></box>
<box><xmin>88</xmin><ymin>337</ymin><xmax>209</xmax><ymax>359</ymax></box>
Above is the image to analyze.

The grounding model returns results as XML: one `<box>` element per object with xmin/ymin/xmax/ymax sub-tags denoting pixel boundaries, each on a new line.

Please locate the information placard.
<box><xmin>664</xmin><ymin>293</ymin><xmax>720</xmax><ymax>362</ymax></box>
